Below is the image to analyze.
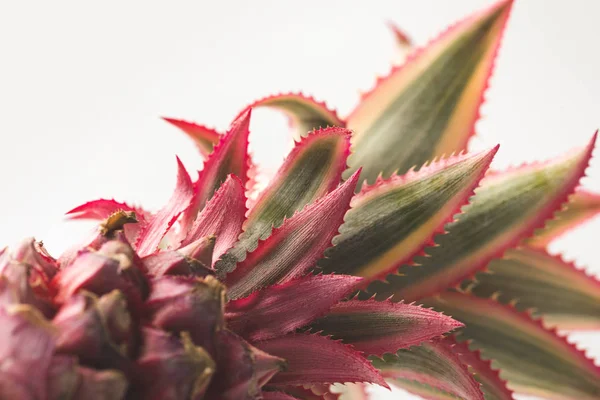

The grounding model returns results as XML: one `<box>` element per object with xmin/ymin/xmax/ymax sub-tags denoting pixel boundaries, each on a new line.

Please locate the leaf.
<box><xmin>370</xmin><ymin>340</ymin><xmax>484</xmax><ymax>400</ymax></box>
<box><xmin>387</xmin><ymin>21</ymin><xmax>413</xmax><ymax>49</ymax></box>
<box><xmin>179</xmin><ymin>110</ymin><xmax>252</xmax><ymax>237</ymax></box>
<box><xmin>387</xmin><ymin>21</ymin><xmax>414</xmax><ymax>65</ymax></box>
<box><xmin>162</xmin><ymin>117</ymin><xmax>220</xmax><ymax>158</ymax></box>
<box><xmin>310</xmin><ymin>299</ymin><xmax>462</xmax><ymax>357</ymax></box>
<box><xmin>238</xmin><ymin>93</ymin><xmax>344</xmax><ymax>140</ymax></box>
<box><xmin>226</xmin><ymin>274</ymin><xmax>361</xmax><ymax>342</ymax></box>
<box><xmin>448</xmin><ymin>338</ymin><xmax>514</xmax><ymax>400</ymax></box>
<box><xmin>260</xmin><ymin>333</ymin><xmax>388</xmax><ymax>388</ymax></box>
<box><xmin>462</xmin><ymin>247</ymin><xmax>600</xmax><ymax>331</ymax></box>
<box><xmin>216</xmin><ymin>127</ymin><xmax>351</xmax><ymax>276</ymax></box>
<box><xmin>66</xmin><ymin>199</ymin><xmax>150</xmax><ymax>244</ymax></box>
<box><xmin>525</xmin><ymin>189</ymin><xmax>600</xmax><ymax>249</ymax></box>
<box><xmin>135</xmin><ymin>157</ymin><xmax>194</xmax><ymax>257</ymax></box>
<box><xmin>66</xmin><ymin>199</ymin><xmax>150</xmax><ymax>222</ymax></box>
<box><xmin>181</xmin><ymin>175</ymin><xmax>247</xmax><ymax>266</ymax></box>
<box><xmin>319</xmin><ymin>147</ymin><xmax>497</xmax><ymax>283</ymax></box>
<box><xmin>368</xmin><ymin>135</ymin><xmax>596</xmax><ymax>302</ymax></box>
<box><xmin>225</xmin><ymin>171</ymin><xmax>360</xmax><ymax>300</ymax></box>
<box><xmin>423</xmin><ymin>292</ymin><xmax>600</xmax><ymax>399</ymax></box>
<box><xmin>345</xmin><ymin>0</ymin><xmax>513</xmax><ymax>183</ymax></box>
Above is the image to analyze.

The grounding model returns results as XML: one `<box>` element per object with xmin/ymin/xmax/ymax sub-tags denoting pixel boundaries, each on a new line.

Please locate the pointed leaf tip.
<box><xmin>226</xmin><ymin>168</ymin><xmax>359</xmax><ymax>299</ymax></box>
<box><xmin>311</xmin><ymin>299</ymin><xmax>463</xmax><ymax>357</ymax></box>
<box><xmin>162</xmin><ymin>117</ymin><xmax>221</xmax><ymax>158</ymax></box>
<box><xmin>182</xmin><ymin>174</ymin><xmax>246</xmax><ymax>266</ymax></box>
<box><xmin>215</xmin><ymin>126</ymin><xmax>352</xmax><ymax>276</ymax></box>
<box><xmin>178</xmin><ymin>111</ymin><xmax>252</xmax><ymax>240</ymax></box>
<box><xmin>346</xmin><ymin>0</ymin><xmax>513</xmax><ymax>183</ymax></box>
<box><xmin>320</xmin><ymin>146</ymin><xmax>496</xmax><ymax>285</ymax></box>
<box><xmin>135</xmin><ymin>158</ymin><xmax>194</xmax><ymax>257</ymax></box>
<box><xmin>371</xmin><ymin>134</ymin><xmax>595</xmax><ymax>302</ymax></box>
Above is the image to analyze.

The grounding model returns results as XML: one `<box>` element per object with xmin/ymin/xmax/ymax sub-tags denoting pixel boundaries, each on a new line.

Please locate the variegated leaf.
<box><xmin>424</xmin><ymin>292</ymin><xmax>600</xmax><ymax>399</ymax></box>
<box><xmin>310</xmin><ymin>299</ymin><xmax>462</xmax><ymax>357</ymax></box>
<box><xmin>179</xmin><ymin>110</ymin><xmax>251</xmax><ymax>236</ymax></box>
<box><xmin>526</xmin><ymin>189</ymin><xmax>600</xmax><ymax>249</ymax></box>
<box><xmin>319</xmin><ymin>147</ymin><xmax>497</xmax><ymax>283</ymax></box>
<box><xmin>387</xmin><ymin>21</ymin><xmax>414</xmax><ymax>65</ymax></box>
<box><xmin>463</xmin><ymin>248</ymin><xmax>600</xmax><ymax>330</ymax></box>
<box><xmin>345</xmin><ymin>0</ymin><xmax>513</xmax><ymax>183</ymax></box>
<box><xmin>371</xmin><ymin>340</ymin><xmax>484</xmax><ymax>400</ymax></box>
<box><xmin>448</xmin><ymin>338</ymin><xmax>514</xmax><ymax>400</ymax></box>
<box><xmin>368</xmin><ymin>135</ymin><xmax>596</xmax><ymax>302</ymax></box>
<box><xmin>216</xmin><ymin>127</ymin><xmax>351</xmax><ymax>276</ymax></box>
<box><xmin>239</xmin><ymin>93</ymin><xmax>344</xmax><ymax>141</ymax></box>
<box><xmin>225</xmin><ymin>171</ymin><xmax>359</xmax><ymax>300</ymax></box>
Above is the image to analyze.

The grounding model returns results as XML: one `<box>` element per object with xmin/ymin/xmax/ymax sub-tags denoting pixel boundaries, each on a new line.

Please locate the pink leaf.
<box><xmin>135</xmin><ymin>157</ymin><xmax>194</xmax><ymax>257</ymax></box>
<box><xmin>225</xmin><ymin>170</ymin><xmax>360</xmax><ymax>300</ymax></box>
<box><xmin>162</xmin><ymin>117</ymin><xmax>221</xmax><ymax>158</ymax></box>
<box><xmin>182</xmin><ymin>175</ymin><xmax>247</xmax><ymax>265</ymax></box>
<box><xmin>66</xmin><ymin>199</ymin><xmax>150</xmax><ymax>244</ymax></box>
<box><xmin>215</xmin><ymin>126</ymin><xmax>352</xmax><ymax>277</ymax></box>
<box><xmin>260</xmin><ymin>333</ymin><xmax>388</xmax><ymax>388</ymax></box>
<box><xmin>226</xmin><ymin>274</ymin><xmax>362</xmax><ymax>342</ymax></box>
<box><xmin>179</xmin><ymin>110</ymin><xmax>251</xmax><ymax>239</ymax></box>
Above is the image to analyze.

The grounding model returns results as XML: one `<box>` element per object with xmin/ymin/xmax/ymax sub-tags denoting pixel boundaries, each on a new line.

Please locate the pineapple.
<box><xmin>2</xmin><ymin>0</ymin><xmax>600</xmax><ymax>399</ymax></box>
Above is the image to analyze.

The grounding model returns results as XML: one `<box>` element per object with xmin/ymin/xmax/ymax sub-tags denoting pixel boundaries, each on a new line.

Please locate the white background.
<box><xmin>1</xmin><ymin>0</ymin><xmax>599</xmax><ymax>399</ymax></box>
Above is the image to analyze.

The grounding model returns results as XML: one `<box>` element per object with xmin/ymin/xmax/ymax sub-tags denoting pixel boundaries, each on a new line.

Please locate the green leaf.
<box><xmin>367</xmin><ymin>135</ymin><xmax>596</xmax><ymax>302</ymax></box>
<box><xmin>215</xmin><ymin>127</ymin><xmax>351</xmax><ymax>277</ymax></box>
<box><xmin>525</xmin><ymin>189</ymin><xmax>600</xmax><ymax>249</ymax></box>
<box><xmin>423</xmin><ymin>292</ymin><xmax>600</xmax><ymax>399</ymax></box>
<box><xmin>345</xmin><ymin>0</ymin><xmax>513</xmax><ymax>183</ymax></box>
<box><xmin>371</xmin><ymin>340</ymin><xmax>484</xmax><ymax>400</ymax></box>
<box><xmin>319</xmin><ymin>147</ymin><xmax>497</xmax><ymax>283</ymax></box>
<box><xmin>462</xmin><ymin>247</ymin><xmax>600</xmax><ymax>331</ymax></box>
<box><xmin>238</xmin><ymin>93</ymin><xmax>344</xmax><ymax>140</ymax></box>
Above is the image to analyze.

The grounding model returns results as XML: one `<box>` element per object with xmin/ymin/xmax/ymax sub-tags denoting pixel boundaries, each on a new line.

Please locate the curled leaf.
<box><xmin>162</xmin><ymin>117</ymin><xmax>221</xmax><ymax>158</ymax></box>
<box><xmin>238</xmin><ymin>93</ymin><xmax>344</xmax><ymax>140</ymax></box>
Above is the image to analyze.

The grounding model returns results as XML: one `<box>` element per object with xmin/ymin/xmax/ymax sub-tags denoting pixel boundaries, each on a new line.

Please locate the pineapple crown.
<box><xmin>3</xmin><ymin>1</ymin><xmax>600</xmax><ymax>399</ymax></box>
